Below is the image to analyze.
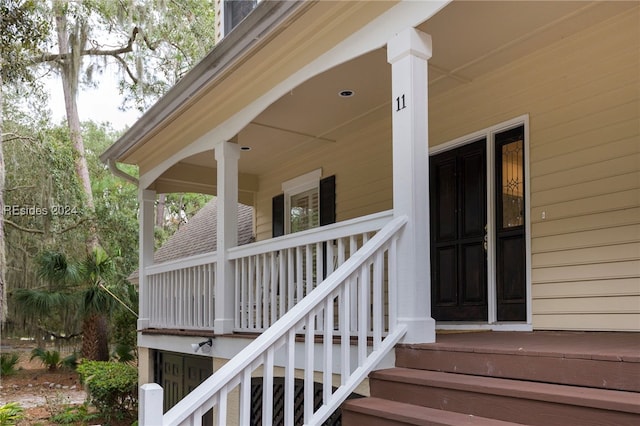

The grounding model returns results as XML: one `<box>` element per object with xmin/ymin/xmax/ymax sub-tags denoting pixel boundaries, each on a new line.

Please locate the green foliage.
<box><xmin>0</xmin><ymin>0</ymin><xmax>49</xmax><ymax>83</ymax></box>
<box><xmin>49</xmin><ymin>403</ymin><xmax>100</xmax><ymax>425</ymax></box>
<box><xmin>76</xmin><ymin>361</ymin><xmax>138</xmax><ymax>423</ymax></box>
<box><xmin>0</xmin><ymin>353</ymin><xmax>20</xmax><ymax>376</ymax></box>
<box><xmin>0</xmin><ymin>402</ymin><xmax>25</xmax><ymax>425</ymax></box>
<box><xmin>30</xmin><ymin>347</ymin><xmax>62</xmax><ymax>371</ymax></box>
<box><xmin>111</xmin><ymin>343</ymin><xmax>136</xmax><ymax>363</ymax></box>
<box><xmin>61</xmin><ymin>352</ymin><xmax>79</xmax><ymax>370</ymax></box>
<box><xmin>109</xmin><ymin>281</ymin><xmax>138</xmax><ymax>349</ymax></box>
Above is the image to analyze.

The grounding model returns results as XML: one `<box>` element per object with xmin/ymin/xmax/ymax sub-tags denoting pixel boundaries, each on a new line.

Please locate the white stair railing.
<box><xmin>141</xmin><ymin>215</ymin><xmax>408</xmax><ymax>426</ymax></box>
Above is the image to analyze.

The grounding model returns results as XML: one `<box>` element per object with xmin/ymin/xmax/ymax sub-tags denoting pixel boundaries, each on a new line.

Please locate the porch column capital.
<box><xmin>140</xmin><ymin>188</ymin><xmax>157</xmax><ymax>203</ymax></box>
<box><xmin>387</xmin><ymin>27</ymin><xmax>435</xmax><ymax>344</ymax></box>
<box><xmin>387</xmin><ymin>27</ymin><xmax>432</xmax><ymax>64</ymax></box>
<box><xmin>214</xmin><ymin>140</ymin><xmax>241</xmax><ymax>162</ymax></box>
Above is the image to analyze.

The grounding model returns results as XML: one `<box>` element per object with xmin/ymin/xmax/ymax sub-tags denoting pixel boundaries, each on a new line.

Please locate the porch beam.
<box><xmin>214</xmin><ymin>142</ymin><xmax>241</xmax><ymax>334</ymax></box>
<box><xmin>138</xmin><ymin>188</ymin><xmax>156</xmax><ymax>329</ymax></box>
<box><xmin>387</xmin><ymin>28</ymin><xmax>436</xmax><ymax>343</ymax></box>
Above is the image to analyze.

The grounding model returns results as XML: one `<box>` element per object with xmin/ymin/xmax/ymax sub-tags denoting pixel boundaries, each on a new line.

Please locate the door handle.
<box><xmin>483</xmin><ymin>225</ymin><xmax>488</xmax><ymax>252</ymax></box>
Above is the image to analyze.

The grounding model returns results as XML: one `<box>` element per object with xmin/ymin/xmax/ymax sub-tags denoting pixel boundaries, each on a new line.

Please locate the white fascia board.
<box><xmin>139</xmin><ymin>0</ymin><xmax>451</xmax><ymax>189</ymax></box>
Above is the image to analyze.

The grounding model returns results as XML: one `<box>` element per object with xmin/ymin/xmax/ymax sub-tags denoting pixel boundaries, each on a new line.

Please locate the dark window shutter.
<box><xmin>319</xmin><ymin>175</ymin><xmax>336</xmax><ymax>226</ymax></box>
<box><xmin>272</xmin><ymin>194</ymin><xmax>285</xmax><ymax>237</ymax></box>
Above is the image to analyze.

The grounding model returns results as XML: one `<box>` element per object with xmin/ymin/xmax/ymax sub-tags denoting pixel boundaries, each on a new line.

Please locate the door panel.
<box><xmin>495</xmin><ymin>126</ymin><xmax>527</xmax><ymax>321</ymax></box>
<box><xmin>430</xmin><ymin>139</ymin><xmax>487</xmax><ymax>321</ymax></box>
<box><xmin>461</xmin><ymin>243</ymin><xmax>486</xmax><ymax>303</ymax></box>
<box><xmin>434</xmin><ymin>246</ymin><xmax>457</xmax><ymax>305</ymax></box>
<box><xmin>155</xmin><ymin>351</ymin><xmax>214</xmax><ymax>418</ymax></box>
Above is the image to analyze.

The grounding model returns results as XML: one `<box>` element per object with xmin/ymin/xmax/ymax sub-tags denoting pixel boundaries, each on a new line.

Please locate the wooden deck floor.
<box><xmin>415</xmin><ymin>331</ymin><xmax>640</xmax><ymax>362</ymax></box>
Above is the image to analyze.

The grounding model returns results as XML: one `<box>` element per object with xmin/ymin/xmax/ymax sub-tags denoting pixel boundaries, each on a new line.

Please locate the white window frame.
<box><xmin>282</xmin><ymin>168</ymin><xmax>322</xmax><ymax>234</ymax></box>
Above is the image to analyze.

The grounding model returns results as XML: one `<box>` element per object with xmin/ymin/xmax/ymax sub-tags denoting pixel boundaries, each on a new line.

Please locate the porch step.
<box><xmin>396</xmin><ymin>331</ymin><xmax>640</xmax><ymax>392</ymax></box>
<box><xmin>342</xmin><ymin>397</ymin><xmax>523</xmax><ymax>426</ymax></box>
<box><xmin>364</xmin><ymin>368</ymin><xmax>640</xmax><ymax>426</ymax></box>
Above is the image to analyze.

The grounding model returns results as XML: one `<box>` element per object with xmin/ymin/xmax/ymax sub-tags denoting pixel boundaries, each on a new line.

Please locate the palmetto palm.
<box><xmin>14</xmin><ymin>248</ymin><xmax>114</xmax><ymax>361</ymax></box>
<box><xmin>78</xmin><ymin>247</ymin><xmax>113</xmax><ymax>361</ymax></box>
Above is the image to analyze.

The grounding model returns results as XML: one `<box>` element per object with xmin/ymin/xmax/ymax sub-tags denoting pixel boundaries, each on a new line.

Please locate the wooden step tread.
<box><xmin>395</xmin><ymin>339</ymin><xmax>640</xmax><ymax>392</ymax></box>
<box><xmin>343</xmin><ymin>397</ymin><xmax>525</xmax><ymax>426</ymax></box>
<box><xmin>370</xmin><ymin>368</ymin><xmax>640</xmax><ymax>414</ymax></box>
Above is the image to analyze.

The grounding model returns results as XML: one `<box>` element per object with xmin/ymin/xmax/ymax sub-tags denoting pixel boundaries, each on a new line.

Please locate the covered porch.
<box><xmin>99</xmin><ymin>0</ymin><xmax>639</xmax><ymax>424</ymax></box>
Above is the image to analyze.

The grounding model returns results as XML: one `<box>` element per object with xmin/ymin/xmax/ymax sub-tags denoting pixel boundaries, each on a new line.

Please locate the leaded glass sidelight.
<box><xmin>500</xmin><ymin>139</ymin><xmax>524</xmax><ymax>228</ymax></box>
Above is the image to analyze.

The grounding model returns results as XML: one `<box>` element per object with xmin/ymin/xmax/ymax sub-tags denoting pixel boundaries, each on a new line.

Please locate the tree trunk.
<box><xmin>0</xmin><ymin>72</ymin><xmax>6</xmax><ymax>322</ymax></box>
<box><xmin>81</xmin><ymin>313</ymin><xmax>110</xmax><ymax>361</ymax></box>
<box><xmin>156</xmin><ymin>193</ymin><xmax>165</xmax><ymax>227</ymax></box>
<box><xmin>54</xmin><ymin>2</ymin><xmax>99</xmax><ymax>253</ymax></box>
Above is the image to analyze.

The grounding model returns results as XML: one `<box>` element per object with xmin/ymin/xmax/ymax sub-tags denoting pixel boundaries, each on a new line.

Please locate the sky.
<box><xmin>46</xmin><ymin>65</ymin><xmax>142</xmax><ymax>131</ymax></box>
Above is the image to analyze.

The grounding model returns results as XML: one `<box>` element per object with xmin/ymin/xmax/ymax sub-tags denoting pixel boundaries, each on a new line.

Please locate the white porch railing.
<box><xmin>229</xmin><ymin>210</ymin><xmax>393</xmax><ymax>332</ymax></box>
<box><xmin>146</xmin><ymin>252</ymin><xmax>217</xmax><ymax>329</ymax></box>
<box><xmin>140</xmin><ymin>215</ymin><xmax>408</xmax><ymax>425</ymax></box>
<box><xmin>143</xmin><ymin>211</ymin><xmax>392</xmax><ymax>331</ymax></box>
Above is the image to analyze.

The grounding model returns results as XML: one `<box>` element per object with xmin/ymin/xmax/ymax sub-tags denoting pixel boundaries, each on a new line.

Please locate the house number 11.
<box><xmin>395</xmin><ymin>94</ymin><xmax>406</xmax><ymax>112</ymax></box>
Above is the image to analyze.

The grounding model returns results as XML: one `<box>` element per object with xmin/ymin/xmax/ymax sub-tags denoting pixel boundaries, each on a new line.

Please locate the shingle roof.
<box><xmin>154</xmin><ymin>200</ymin><xmax>254</xmax><ymax>263</ymax></box>
<box><xmin>129</xmin><ymin>199</ymin><xmax>254</xmax><ymax>281</ymax></box>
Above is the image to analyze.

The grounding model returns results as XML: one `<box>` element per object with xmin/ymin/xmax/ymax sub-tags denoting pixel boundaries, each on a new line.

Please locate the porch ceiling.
<box><xmin>152</xmin><ymin>0</ymin><xmax>634</xmax><ymax>193</ymax></box>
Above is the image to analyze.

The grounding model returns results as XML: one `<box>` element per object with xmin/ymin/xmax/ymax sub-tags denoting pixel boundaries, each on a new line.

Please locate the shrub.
<box><xmin>111</xmin><ymin>343</ymin><xmax>136</xmax><ymax>363</ymax></box>
<box><xmin>76</xmin><ymin>360</ymin><xmax>138</xmax><ymax>423</ymax></box>
<box><xmin>61</xmin><ymin>352</ymin><xmax>79</xmax><ymax>370</ymax></box>
<box><xmin>0</xmin><ymin>402</ymin><xmax>25</xmax><ymax>425</ymax></box>
<box><xmin>50</xmin><ymin>403</ymin><xmax>100</xmax><ymax>425</ymax></box>
<box><xmin>0</xmin><ymin>353</ymin><xmax>20</xmax><ymax>376</ymax></box>
<box><xmin>30</xmin><ymin>348</ymin><xmax>62</xmax><ymax>371</ymax></box>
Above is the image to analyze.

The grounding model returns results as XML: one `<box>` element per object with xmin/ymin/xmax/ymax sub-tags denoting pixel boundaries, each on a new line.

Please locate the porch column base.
<box><xmin>214</xmin><ymin>318</ymin><xmax>235</xmax><ymax>335</ymax></box>
<box><xmin>137</xmin><ymin>318</ymin><xmax>150</xmax><ymax>330</ymax></box>
<box><xmin>398</xmin><ymin>317</ymin><xmax>436</xmax><ymax>344</ymax></box>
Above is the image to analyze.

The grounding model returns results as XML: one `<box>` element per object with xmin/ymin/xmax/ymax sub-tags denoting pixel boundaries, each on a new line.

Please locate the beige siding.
<box><xmin>251</xmin><ymin>6</ymin><xmax>638</xmax><ymax>332</ymax></box>
<box><xmin>255</xmin><ymin>107</ymin><xmax>393</xmax><ymax>241</ymax></box>
<box><xmin>430</xmin><ymin>7</ymin><xmax>640</xmax><ymax>330</ymax></box>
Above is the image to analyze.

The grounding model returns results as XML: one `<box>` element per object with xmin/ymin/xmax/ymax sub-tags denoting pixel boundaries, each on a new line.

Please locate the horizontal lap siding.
<box><xmin>430</xmin><ymin>7</ymin><xmax>640</xmax><ymax>331</ymax></box>
<box><xmin>255</xmin><ymin>109</ymin><xmax>392</xmax><ymax>241</ymax></box>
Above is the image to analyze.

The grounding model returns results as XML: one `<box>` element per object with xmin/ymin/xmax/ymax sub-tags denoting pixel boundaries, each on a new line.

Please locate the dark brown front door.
<box><xmin>430</xmin><ymin>139</ymin><xmax>488</xmax><ymax>321</ymax></box>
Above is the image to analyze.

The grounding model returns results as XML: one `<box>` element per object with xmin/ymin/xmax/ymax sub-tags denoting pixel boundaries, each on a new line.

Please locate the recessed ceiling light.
<box><xmin>240</xmin><ymin>146</ymin><xmax>251</xmax><ymax>151</ymax></box>
<box><xmin>338</xmin><ymin>89</ymin><xmax>354</xmax><ymax>98</ymax></box>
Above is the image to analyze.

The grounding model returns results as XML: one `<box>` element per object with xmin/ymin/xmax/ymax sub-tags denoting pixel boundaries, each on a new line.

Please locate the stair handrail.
<box><xmin>154</xmin><ymin>215</ymin><xmax>408</xmax><ymax>426</ymax></box>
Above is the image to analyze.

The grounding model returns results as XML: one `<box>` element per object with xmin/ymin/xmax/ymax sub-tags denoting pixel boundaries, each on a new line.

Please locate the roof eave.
<box><xmin>100</xmin><ymin>0</ymin><xmax>310</xmax><ymax>165</ymax></box>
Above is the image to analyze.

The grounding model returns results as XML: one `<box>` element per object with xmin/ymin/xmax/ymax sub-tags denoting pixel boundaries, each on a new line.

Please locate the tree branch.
<box><xmin>1</xmin><ymin>133</ymin><xmax>38</xmax><ymax>144</ymax></box>
<box><xmin>110</xmin><ymin>54</ymin><xmax>138</xmax><ymax>84</ymax></box>
<box><xmin>4</xmin><ymin>185</ymin><xmax>36</xmax><ymax>192</ymax></box>
<box><xmin>34</xmin><ymin>25</ymin><xmax>158</xmax><ymax>65</ymax></box>
<box><xmin>55</xmin><ymin>217</ymin><xmax>90</xmax><ymax>234</ymax></box>
<box><xmin>36</xmin><ymin>326</ymin><xmax>81</xmax><ymax>340</ymax></box>
<box><xmin>3</xmin><ymin>219</ymin><xmax>44</xmax><ymax>234</ymax></box>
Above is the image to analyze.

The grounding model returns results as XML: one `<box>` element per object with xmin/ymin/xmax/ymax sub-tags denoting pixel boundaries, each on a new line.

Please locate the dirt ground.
<box><xmin>0</xmin><ymin>340</ymin><xmax>89</xmax><ymax>425</ymax></box>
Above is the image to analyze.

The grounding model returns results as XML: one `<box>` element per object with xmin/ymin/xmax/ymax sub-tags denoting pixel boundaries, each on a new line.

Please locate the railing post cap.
<box><xmin>141</xmin><ymin>383</ymin><xmax>163</xmax><ymax>391</ymax></box>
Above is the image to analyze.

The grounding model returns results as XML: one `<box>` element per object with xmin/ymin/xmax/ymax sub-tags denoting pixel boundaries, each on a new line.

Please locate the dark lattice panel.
<box><xmin>250</xmin><ymin>377</ymin><xmax>362</xmax><ymax>425</ymax></box>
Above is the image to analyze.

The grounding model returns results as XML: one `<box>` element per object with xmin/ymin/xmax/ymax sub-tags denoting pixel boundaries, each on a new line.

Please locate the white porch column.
<box><xmin>214</xmin><ymin>142</ymin><xmax>241</xmax><ymax>334</ymax></box>
<box><xmin>387</xmin><ymin>28</ymin><xmax>435</xmax><ymax>343</ymax></box>
<box><xmin>138</xmin><ymin>188</ymin><xmax>156</xmax><ymax>330</ymax></box>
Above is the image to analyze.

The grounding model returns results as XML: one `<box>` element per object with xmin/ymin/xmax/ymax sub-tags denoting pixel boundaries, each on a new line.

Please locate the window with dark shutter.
<box><xmin>272</xmin><ymin>194</ymin><xmax>285</xmax><ymax>238</ymax></box>
<box><xmin>272</xmin><ymin>172</ymin><xmax>336</xmax><ymax>237</ymax></box>
<box><xmin>319</xmin><ymin>175</ymin><xmax>336</xmax><ymax>226</ymax></box>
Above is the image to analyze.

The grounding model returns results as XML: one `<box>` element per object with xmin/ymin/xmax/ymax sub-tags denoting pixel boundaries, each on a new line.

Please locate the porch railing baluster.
<box><xmin>143</xmin><ymin>213</ymin><xmax>407</xmax><ymax>426</ymax></box>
